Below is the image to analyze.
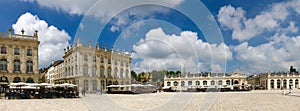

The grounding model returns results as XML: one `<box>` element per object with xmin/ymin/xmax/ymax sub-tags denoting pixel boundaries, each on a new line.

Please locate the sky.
<box><xmin>1</xmin><ymin>0</ymin><xmax>300</xmax><ymax>75</ymax></box>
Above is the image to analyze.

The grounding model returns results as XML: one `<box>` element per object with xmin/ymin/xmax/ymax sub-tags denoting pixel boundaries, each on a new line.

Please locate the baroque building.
<box><xmin>51</xmin><ymin>37</ymin><xmax>131</xmax><ymax>93</ymax></box>
<box><xmin>0</xmin><ymin>29</ymin><xmax>40</xmax><ymax>86</ymax></box>
<box><xmin>164</xmin><ymin>71</ymin><xmax>248</xmax><ymax>91</ymax></box>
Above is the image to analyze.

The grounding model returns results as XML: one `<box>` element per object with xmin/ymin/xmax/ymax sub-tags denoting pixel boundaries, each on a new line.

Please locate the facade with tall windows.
<box><xmin>0</xmin><ymin>29</ymin><xmax>40</xmax><ymax>87</ymax></box>
<box><xmin>52</xmin><ymin>37</ymin><xmax>131</xmax><ymax>93</ymax></box>
<box><xmin>247</xmin><ymin>69</ymin><xmax>300</xmax><ymax>90</ymax></box>
<box><xmin>164</xmin><ymin>71</ymin><xmax>248</xmax><ymax>91</ymax></box>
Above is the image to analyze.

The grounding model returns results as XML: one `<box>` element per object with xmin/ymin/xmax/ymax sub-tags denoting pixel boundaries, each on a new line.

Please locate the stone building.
<box><xmin>247</xmin><ymin>72</ymin><xmax>300</xmax><ymax>90</ymax></box>
<box><xmin>163</xmin><ymin>71</ymin><xmax>248</xmax><ymax>91</ymax></box>
<box><xmin>0</xmin><ymin>29</ymin><xmax>40</xmax><ymax>86</ymax></box>
<box><xmin>52</xmin><ymin>37</ymin><xmax>131</xmax><ymax>93</ymax></box>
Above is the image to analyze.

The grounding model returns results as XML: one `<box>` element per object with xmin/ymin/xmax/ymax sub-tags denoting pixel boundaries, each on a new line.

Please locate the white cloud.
<box><xmin>23</xmin><ymin>0</ymin><xmax>184</xmax><ymax>33</ymax></box>
<box><xmin>234</xmin><ymin>33</ymin><xmax>300</xmax><ymax>73</ymax></box>
<box><xmin>132</xmin><ymin>28</ymin><xmax>232</xmax><ymax>73</ymax></box>
<box><xmin>12</xmin><ymin>12</ymin><xmax>71</xmax><ymax>67</ymax></box>
<box><xmin>217</xmin><ymin>1</ymin><xmax>298</xmax><ymax>41</ymax></box>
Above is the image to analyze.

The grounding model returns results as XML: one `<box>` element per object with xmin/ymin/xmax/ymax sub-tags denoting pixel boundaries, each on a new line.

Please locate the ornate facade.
<box><xmin>52</xmin><ymin>37</ymin><xmax>131</xmax><ymax>93</ymax></box>
<box><xmin>164</xmin><ymin>72</ymin><xmax>248</xmax><ymax>91</ymax></box>
<box><xmin>0</xmin><ymin>29</ymin><xmax>40</xmax><ymax>86</ymax></box>
<box><xmin>247</xmin><ymin>72</ymin><xmax>300</xmax><ymax>90</ymax></box>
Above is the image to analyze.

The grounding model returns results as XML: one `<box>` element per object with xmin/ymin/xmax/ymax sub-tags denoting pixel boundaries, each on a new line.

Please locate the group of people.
<box><xmin>4</xmin><ymin>89</ymin><xmax>79</xmax><ymax>99</ymax></box>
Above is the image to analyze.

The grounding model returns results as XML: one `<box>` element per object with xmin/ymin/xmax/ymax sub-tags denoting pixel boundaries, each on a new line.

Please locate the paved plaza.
<box><xmin>1</xmin><ymin>90</ymin><xmax>300</xmax><ymax>111</ymax></box>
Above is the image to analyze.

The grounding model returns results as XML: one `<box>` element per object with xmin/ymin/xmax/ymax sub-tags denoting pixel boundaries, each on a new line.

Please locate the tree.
<box><xmin>131</xmin><ymin>71</ymin><xmax>137</xmax><ymax>81</ymax></box>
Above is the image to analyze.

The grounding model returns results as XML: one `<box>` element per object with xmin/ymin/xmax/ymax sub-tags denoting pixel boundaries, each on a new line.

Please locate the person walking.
<box><xmin>81</xmin><ymin>89</ymin><xmax>85</xmax><ymax>96</ymax></box>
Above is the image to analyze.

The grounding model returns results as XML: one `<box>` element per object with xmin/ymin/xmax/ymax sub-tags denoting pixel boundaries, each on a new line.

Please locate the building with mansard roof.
<box><xmin>0</xmin><ymin>29</ymin><xmax>40</xmax><ymax>88</ymax></box>
<box><xmin>51</xmin><ymin>37</ymin><xmax>131</xmax><ymax>93</ymax></box>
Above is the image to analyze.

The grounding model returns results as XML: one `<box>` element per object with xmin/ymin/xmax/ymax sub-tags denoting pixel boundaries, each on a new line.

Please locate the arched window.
<box><xmin>218</xmin><ymin>80</ymin><xmax>222</xmax><ymax>85</ymax></box>
<box><xmin>114</xmin><ymin>67</ymin><xmax>118</xmax><ymax>78</ymax></box>
<box><xmin>271</xmin><ymin>79</ymin><xmax>274</xmax><ymax>89</ymax></box>
<box><xmin>295</xmin><ymin>79</ymin><xmax>299</xmax><ymax>88</ymax></box>
<box><xmin>196</xmin><ymin>81</ymin><xmax>200</xmax><ymax>86</ymax></box>
<box><xmin>13</xmin><ymin>77</ymin><xmax>22</xmax><ymax>83</ymax></box>
<box><xmin>181</xmin><ymin>81</ymin><xmax>185</xmax><ymax>86</ymax></box>
<box><xmin>203</xmin><ymin>80</ymin><xmax>207</xmax><ymax>85</ymax></box>
<box><xmin>114</xmin><ymin>60</ymin><xmax>118</xmax><ymax>65</ymax></box>
<box><xmin>120</xmin><ymin>68</ymin><xmax>124</xmax><ymax>78</ymax></box>
<box><xmin>167</xmin><ymin>81</ymin><xmax>171</xmax><ymax>86</ymax></box>
<box><xmin>100</xmin><ymin>66</ymin><xmax>104</xmax><ymax>77</ymax></box>
<box><xmin>83</xmin><ymin>64</ymin><xmax>88</xmax><ymax>76</ymax></box>
<box><xmin>211</xmin><ymin>80</ymin><xmax>215</xmax><ymax>85</ymax></box>
<box><xmin>283</xmin><ymin>79</ymin><xmax>287</xmax><ymax>89</ymax></box>
<box><xmin>26</xmin><ymin>77</ymin><xmax>34</xmax><ymax>83</ymax></box>
<box><xmin>92</xmin><ymin>65</ymin><xmax>96</xmax><ymax>77</ymax></box>
<box><xmin>277</xmin><ymin>80</ymin><xmax>281</xmax><ymax>89</ymax></box>
<box><xmin>174</xmin><ymin>81</ymin><xmax>178</xmax><ymax>86</ymax></box>
<box><xmin>0</xmin><ymin>59</ymin><xmax>7</xmax><ymax>70</ymax></box>
<box><xmin>226</xmin><ymin>80</ymin><xmax>230</xmax><ymax>85</ymax></box>
<box><xmin>26</xmin><ymin>60</ymin><xmax>33</xmax><ymax>73</ymax></box>
<box><xmin>84</xmin><ymin>80</ymin><xmax>89</xmax><ymax>91</ymax></box>
<box><xmin>289</xmin><ymin>79</ymin><xmax>293</xmax><ymax>88</ymax></box>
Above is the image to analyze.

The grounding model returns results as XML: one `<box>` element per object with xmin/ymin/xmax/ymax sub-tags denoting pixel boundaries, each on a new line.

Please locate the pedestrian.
<box><xmin>81</xmin><ymin>89</ymin><xmax>85</xmax><ymax>96</ymax></box>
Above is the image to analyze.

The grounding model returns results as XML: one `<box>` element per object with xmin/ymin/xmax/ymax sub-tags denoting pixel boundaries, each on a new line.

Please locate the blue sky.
<box><xmin>1</xmin><ymin>0</ymin><xmax>300</xmax><ymax>75</ymax></box>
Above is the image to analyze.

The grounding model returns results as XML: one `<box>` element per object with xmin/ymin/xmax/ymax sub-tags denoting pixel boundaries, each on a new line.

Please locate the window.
<box><xmin>27</xmin><ymin>49</ymin><xmax>32</xmax><ymax>56</ymax></box>
<box><xmin>108</xmin><ymin>59</ymin><xmax>111</xmax><ymax>64</ymax></box>
<box><xmin>93</xmin><ymin>56</ymin><xmax>96</xmax><ymax>62</ymax></box>
<box><xmin>75</xmin><ymin>55</ymin><xmax>77</xmax><ymax>62</ymax></box>
<box><xmin>107</xmin><ymin>67</ymin><xmax>112</xmax><ymax>77</ymax></box>
<box><xmin>75</xmin><ymin>65</ymin><xmax>78</xmax><ymax>75</ymax></box>
<box><xmin>83</xmin><ymin>64</ymin><xmax>88</xmax><ymax>76</ymax></box>
<box><xmin>114</xmin><ymin>67</ymin><xmax>118</xmax><ymax>78</ymax></box>
<box><xmin>188</xmin><ymin>81</ymin><xmax>192</xmax><ymax>86</ymax></box>
<box><xmin>121</xmin><ymin>61</ymin><xmax>123</xmax><ymax>66</ymax></box>
<box><xmin>173</xmin><ymin>81</ymin><xmax>178</xmax><ymax>86</ymax></box>
<box><xmin>277</xmin><ymin>80</ymin><xmax>281</xmax><ymax>89</ymax></box>
<box><xmin>181</xmin><ymin>81</ymin><xmax>185</xmax><ymax>86</ymax></box>
<box><xmin>196</xmin><ymin>81</ymin><xmax>200</xmax><ymax>86</ymax></box>
<box><xmin>283</xmin><ymin>80</ymin><xmax>287</xmax><ymax>88</ymax></box>
<box><xmin>271</xmin><ymin>79</ymin><xmax>275</xmax><ymax>89</ymax></box>
<box><xmin>26</xmin><ymin>60</ymin><xmax>33</xmax><ymax>73</ymax></box>
<box><xmin>120</xmin><ymin>68</ymin><xmax>124</xmax><ymax>78</ymax></box>
<box><xmin>100</xmin><ymin>67</ymin><xmax>105</xmax><ymax>77</ymax></box>
<box><xmin>92</xmin><ymin>65</ymin><xmax>96</xmax><ymax>77</ymax></box>
<box><xmin>218</xmin><ymin>80</ymin><xmax>223</xmax><ymax>85</ymax></box>
<box><xmin>100</xmin><ymin>57</ymin><xmax>104</xmax><ymax>63</ymax></box>
<box><xmin>203</xmin><ymin>80</ymin><xmax>207</xmax><ymax>85</ymax></box>
<box><xmin>84</xmin><ymin>55</ymin><xmax>88</xmax><ymax>61</ymax></box>
<box><xmin>226</xmin><ymin>80</ymin><xmax>230</xmax><ymax>85</ymax></box>
<box><xmin>114</xmin><ymin>60</ymin><xmax>117</xmax><ymax>65</ymax></box>
<box><xmin>126</xmin><ymin>70</ymin><xmax>129</xmax><ymax>78</ymax></box>
<box><xmin>92</xmin><ymin>80</ymin><xmax>97</xmax><ymax>91</ymax></box>
<box><xmin>211</xmin><ymin>81</ymin><xmax>215</xmax><ymax>85</ymax></box>
<box><xmin>84</xmin><ymin>80</ymin><xmax>88</xmax><ymax>91</ymax></box>
<box><xmin>295</xmin><ymin>79</ymin><xmax>299</xmax><ymax>88</ymax></box>
<box><xmin>167</xmin><ymin>82</ymin><xmax>171</xmax><ymax>86</ymax></box>
<box><xmin>1</xmin><ymin>46</ymin><xmax>6</xmax><ymax>54</ymax></box>
<box><xmin>0</xmin><ymin>59</ymin><xmax>7</xmax><ymax>70</ymax></box>
<box><xmin>14</xmin><ymin>48</ymin><xmax>20</xmax><ymax>55</ymax></box>
<box><xmin>13</xmin><ymin>77</ymin><xmax>22</xmax><ymax>83</ymax></box>
<box><xmin>14</xmin><ymin>60</ymin><xmax>20</xmax><ymax>71</ymax></box>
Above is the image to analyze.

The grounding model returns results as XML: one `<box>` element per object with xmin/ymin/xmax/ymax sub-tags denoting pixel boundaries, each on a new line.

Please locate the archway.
<box><xmin>13</xmin><ymin>77</ymin><xmax>22</xmax><ymax>83</ymax></box>
<box><xmin>26</xmin><ymin>77</ymin><xmax>34</xmax><ymax>83</ymax></box>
